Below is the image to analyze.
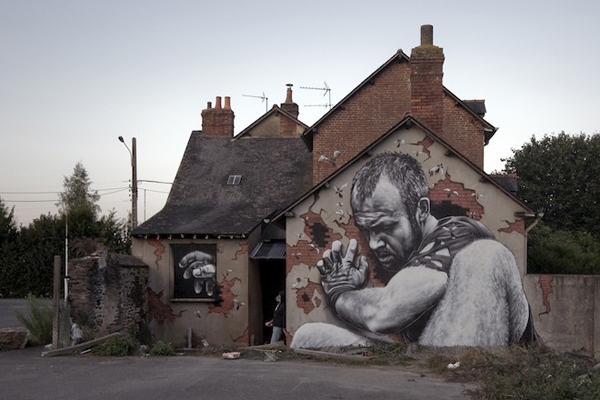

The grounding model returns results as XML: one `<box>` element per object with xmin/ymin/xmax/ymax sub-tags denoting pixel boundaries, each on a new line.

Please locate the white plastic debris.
<box><xmin>447</xmin><ymin>362</ymin><xmax>461</xmax><ymax>370</ymax></box>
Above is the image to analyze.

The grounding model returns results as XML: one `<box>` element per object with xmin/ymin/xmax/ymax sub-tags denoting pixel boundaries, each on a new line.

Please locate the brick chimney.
<box><xmin>278</xmin><ymin>84</ymin><xmax>301</xmax><ymax>137</ymax></box>
<box><xmin>201</xmin><ymin>96</ymin><xmax>235</xmax><ymax>136</ymax></box>
<box><xmin>410</xmin><ymin>25</ymin><xmax>445</xmax><ymax>133</ymax></box>
<box><xmin>280</xmin><ymin>83</ymin><xmax>299</xmax><ymax>119</ymax></box>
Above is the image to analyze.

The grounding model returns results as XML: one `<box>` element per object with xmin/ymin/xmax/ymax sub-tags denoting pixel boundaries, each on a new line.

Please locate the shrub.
<box><xmin>92</xmin><ymin>336</ymin><xmax>137</xmax><ymax>357</ymax></box>
<box><xmin>149</xmin><ymin>341</ymin><xmax>176</xmax><ymax>356</ymax></box>
<box><xmin>12</xmin><ymin>294</ymin><xmax>53</xmax><ymax>344</ymax></box>
<box><xmin>528</xmin><ymin>223</ymin><xmax>600</xmax><ymax>274</ymax></box>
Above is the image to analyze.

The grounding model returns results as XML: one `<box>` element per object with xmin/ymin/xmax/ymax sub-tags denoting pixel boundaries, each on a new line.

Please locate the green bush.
<box><xmin>12</xmin><ymin>294</ymin><xmax>53</xmax><ymax>344</ymax></box>
<box><xmin>92</xmin><ymin>336</ymin><xmax>137</xmax><ymax>357</ymax></box>
<box><xmin>149</xmin><ymin>341</ymin><xmax>176</xmax><ymax>356</ymax></box>
<box><xmin>528</xmin><ymin>223</ymin><xmax>600</xmax><ymax>274</ymax></box>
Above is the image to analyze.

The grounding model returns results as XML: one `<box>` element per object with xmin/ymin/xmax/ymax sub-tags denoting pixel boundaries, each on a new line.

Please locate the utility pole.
<box><xmin>131</xmin><ymin>137</ymin><xmax>138</xmax><ymax>230</ymax></box>
<box><xmin>119</xmin><ymin>136</ymin><xmax>138</xmax><ymax>231</ymax></box>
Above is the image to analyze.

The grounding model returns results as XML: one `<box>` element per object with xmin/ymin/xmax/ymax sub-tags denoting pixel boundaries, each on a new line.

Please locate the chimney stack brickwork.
<box><xmin>201</xmin><ymin>96</ymin><xmax>235</xmax><ymax>136</ymax></box>
<box><xmin>410</xmin><ymin>27</ymin><xmax>445</xmax><ymax>135</ymax></box>
<box><xmin>310</xmin><ymin>25</ymin><xmax>486</xmax><ymax>184</ymax></box>
<box><xmin>280</xmin><ymin>84</ymin><xmax>301</xmax><ymax>137</ymax></box>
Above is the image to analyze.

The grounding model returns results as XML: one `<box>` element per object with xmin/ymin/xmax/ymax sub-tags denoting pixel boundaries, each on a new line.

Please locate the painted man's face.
<box><xmin>353</xmin><ymin>175</ymin><xmax>421</xmax><ymax>271</ymax></box>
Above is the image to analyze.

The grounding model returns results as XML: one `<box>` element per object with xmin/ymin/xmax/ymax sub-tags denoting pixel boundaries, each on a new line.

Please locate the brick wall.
<box><xmin>311</xmin><ymin>31</ymin><xmax>488</xmax><ymax>182</ymax></box>
<box><xmin>312</xmin><ymin>59</ymin><xmax>412</xmax><ymax>184</ymax></box>
<box><xmin>443</xmin><ymin>96</ymin><xmax>485</xmax><ymax>168</ymax></box>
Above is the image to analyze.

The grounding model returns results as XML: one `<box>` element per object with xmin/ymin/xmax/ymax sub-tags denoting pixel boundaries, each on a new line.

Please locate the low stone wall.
<box><xmin>68</xmin><ymin>252</ymin><xmax>148</xmax><ymax>338</ymax></box>
<box><xmin>523</xmin><ymin>274</ymin><xmax>600</xmax><ymax>358</ymax></box>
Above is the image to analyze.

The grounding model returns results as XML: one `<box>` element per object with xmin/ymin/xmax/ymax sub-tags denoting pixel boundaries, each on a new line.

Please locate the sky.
<box><xmin>1</xmin><ymin>0</ymin><xmax>599</xmax><ymax>227</ymax></box>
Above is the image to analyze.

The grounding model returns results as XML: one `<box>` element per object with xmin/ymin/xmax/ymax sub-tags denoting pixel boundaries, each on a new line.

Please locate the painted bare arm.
<box><xmin>335</xmin><ymin>266</ymin><xmax>448</xmax><ymax>334</ymax></box>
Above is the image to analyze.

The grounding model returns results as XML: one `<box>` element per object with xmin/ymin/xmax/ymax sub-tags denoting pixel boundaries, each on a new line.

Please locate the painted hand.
<box><xmin>179</xmin><ymin>251</ymin><xmax>215</xmax><ymax>280</ymax></box>
<box><xmin>316</xmin><ymin>239</ymin><xmax>369</xmax><ymax>310</ymax></box>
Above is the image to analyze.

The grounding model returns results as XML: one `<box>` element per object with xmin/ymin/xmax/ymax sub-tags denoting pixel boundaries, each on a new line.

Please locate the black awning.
<box><xmin>250</xmin><ymin>241</ymin><xmax>286</xmax><ymax>260</ymax></box>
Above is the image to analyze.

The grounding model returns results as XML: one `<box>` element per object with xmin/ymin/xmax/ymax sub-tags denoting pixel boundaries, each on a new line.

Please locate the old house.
<box><xmin>132</xmin><ymin>25</ymin><xmax>537</xmax><ymax>348</ymax></box>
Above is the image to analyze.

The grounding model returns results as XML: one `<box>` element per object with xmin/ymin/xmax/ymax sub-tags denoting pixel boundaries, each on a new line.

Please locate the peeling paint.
<box><xmin>498</xmin><ymin>220</ymin><xmax>525</xmax><ymax>235</ymax></box>
<box><xmin>430</xmin><ymin>174</ymin><xmax>485</xmax><ymax>220</ymax></box>
<box><xmin>417</xmin><ymin>136</ymin><xmax>434</xmax><ymax>160</ymax></box>
<box><xmin>295</xmin><ymin>280</ymin><xmax>324</xmax><ymax>314</ymax></box>
<box><xmin>147</xmin><ymin>288</ymin><xmax>185</xmax><ymax>325</ymax></box>
<box><xmin>538</xmin><ymin>274</ymin><xmax>554</xmax><ymax>316</ymax></box>
<box><xmin>233</xmin><ymin>327</ymin><xmax>249</xmax><ymax>344</ymax></box>
<box><xmin>208</xmin><ymin>277</ymin><xmax>241</xmax><ymax>315</ymax></box>
<box><xmin>148</xmin><ymin>239</ymin><xmax>165</xmax><ymax>268</ymax></box>
<box><xmin>232</xmin><ymin>242</ymin><xmax>249</xmax><ymax>260</ymax></box>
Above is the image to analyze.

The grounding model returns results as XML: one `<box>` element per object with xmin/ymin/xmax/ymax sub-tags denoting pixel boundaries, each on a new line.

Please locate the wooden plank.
<box><xmin>41</xmin><ymin>332</ymin><xmax>121</xmax><ymax>357</ymax></box>
<box><xmin>294</xmin><ymin>348</ymin><xmax>374</xmax><ymax>361</ymax></box>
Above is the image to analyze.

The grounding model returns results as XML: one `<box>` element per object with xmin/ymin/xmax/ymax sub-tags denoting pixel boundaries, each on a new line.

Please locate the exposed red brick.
<box><xmin>148</xmin><ymin>239</ymin><xmax>165</xmax><ymax>265</ymax></box>
<box><xmin>430</xmin><ymin>174</ymin><xmax>485</xmax><ymax>220</ymax></box>
<box><xmin>147</xmin><ymin>288</ymin><xmax>185</xmax><ymax>325</ymax></box>
<box><xmin>295</xmin><ymin>280</ymin><xmax>324</xmax><ymax>314</ymax></box>
<box><xmin>499</xmin><ymin>220</ymin><xmax>525</xmax><ymax>235</ymax></box>
<box><xmin>208</xmin><ymin>277</ymin><xmax>241</xmax><ymax>315</ymax></box>
<box><xmin>286</xmin><ymin>210</ymin><xmax>343</xmax><ymax>275</ymax></box>
<box><xmin>538</xmin><ymin>275</ymin><xmax>554</xmax><ymax>314</ymax></box>
<box><xmin>232</xmin><ymin>242</ymin><xmax>249</xmax><ymax>260</ymax></box>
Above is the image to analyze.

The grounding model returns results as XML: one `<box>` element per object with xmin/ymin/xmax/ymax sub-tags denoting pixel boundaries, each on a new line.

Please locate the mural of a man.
<box><xmin>291</xmin><ymin>152</ymin><xmax>532</xmax><ymax>348</ymax></box>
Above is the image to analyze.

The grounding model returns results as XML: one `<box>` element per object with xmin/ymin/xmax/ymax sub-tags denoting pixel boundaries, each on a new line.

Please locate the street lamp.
<box><xmin>118</xmin><ymin>136</ymin><xmax>138</xmax><ymax>230</ymax></box>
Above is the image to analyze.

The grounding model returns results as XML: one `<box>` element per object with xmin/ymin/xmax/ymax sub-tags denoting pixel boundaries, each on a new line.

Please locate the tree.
<box><xmin>57</xmin><ymin>163</ymin><xmax>130</xmax><ymax>257</ymax></box>
<box><xmin>0</xmin><ymin>197</ymin><xmax>18</xmax><ymax>248</ymax></box>
<box><xmin>503</xmin><ymin>132</ymin><xmax>600</xmax><ymax>236</ymax></box>
<box><xmin>57</xmin><ymin>161</ymin><xmax>101</xmax><ymax>218</ymax></box>
<box><xmin>0</xmin><ymin>213</ymin><xmax>64</xmax><ymax>297</ymax></box>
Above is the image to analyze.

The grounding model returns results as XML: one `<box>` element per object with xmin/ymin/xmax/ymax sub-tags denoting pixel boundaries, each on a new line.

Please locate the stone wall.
<box><xmin>68</xmin><ymin>252</ymin><xmax>148</xmax><ymax>338</ymax></box>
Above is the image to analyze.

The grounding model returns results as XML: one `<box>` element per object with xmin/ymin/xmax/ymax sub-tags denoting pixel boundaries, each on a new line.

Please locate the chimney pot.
<box><xmin>224</xmin><ymin>96</ymin><xmax>231</xmax><ymax>110</ymax></box>
<box><xmin>421</xmin><ymin>25</ymin><xmax>434</xmax><ymax>46</ymax></box>
<box><xmin>215</xmin><ymin>96</ymin><xmax>222</xmax><ymax>110</ymax></box>
<box><xmin>285</xmin><ymin>84</ymin><xmax>293</xmax><ymax>103</ymax></box>
<box><xmin>207</xmin><ymin>102</ymin><xmax>212</xmax><ymax>109</ymax></box>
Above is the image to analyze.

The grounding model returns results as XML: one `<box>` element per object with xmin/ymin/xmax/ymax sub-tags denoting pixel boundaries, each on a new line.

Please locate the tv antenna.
<box><xmin>300</xmin><ymin>81</ymin><xmax>332</xmax><ymax>109</ymax></box>
<box><xmin>242</xmin><ymin>92</ymin><xmax>269</xmax><ymax>112</ymax></box>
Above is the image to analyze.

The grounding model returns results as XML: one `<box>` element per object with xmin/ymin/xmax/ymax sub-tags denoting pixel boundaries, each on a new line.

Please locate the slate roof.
<box><xmin>490</xmin><ymin>174</ymin><xmax>518</xmax><ymax>196</ymax></box>
<box><xmin>132</xmin><ymin>133</ymin><xmax>312</xmax><ymax>237</ymax></box>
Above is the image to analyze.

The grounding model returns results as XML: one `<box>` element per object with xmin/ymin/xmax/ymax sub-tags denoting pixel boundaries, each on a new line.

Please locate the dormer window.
<box><xmin>227</xmin><ymin>175</ymin><xmax>242</xmax><ymax>185</ymax></box>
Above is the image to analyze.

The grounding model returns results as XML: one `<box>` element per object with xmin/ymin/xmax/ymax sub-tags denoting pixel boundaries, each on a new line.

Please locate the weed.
<box><xmin>12</xmin><ymin>294</ymin><xmax>52</xmax><ymax>344</ymax></box>
<box><xmin>423</xmin><ymin>345</ymin><xmax>600</xmax><ymax>400</ymax></box>
<box><xmin>92</xmin><ymin>336</ymin><xmax>137</xmax><ymax>357</ymax></box>
<box><xmin>149</xmin><ymin>341</ymin><xmax>176</xmax><ymax>356</ymax></box>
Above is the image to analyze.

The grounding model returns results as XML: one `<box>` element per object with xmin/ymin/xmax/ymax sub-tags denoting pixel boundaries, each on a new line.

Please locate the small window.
<box><xmin>227</xmin><ymin>175</ymin><xmax>242</xmax><ymax>185</ymax></box>
<box><xmin>172</xmin><ymin>244</ymin><xmax>218</xmax><ymax>300</ymax></box>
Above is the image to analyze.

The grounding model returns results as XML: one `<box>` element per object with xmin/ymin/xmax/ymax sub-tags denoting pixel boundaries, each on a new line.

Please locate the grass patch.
<box><xmin>12</xmin><ymin>294</ymin><xmax>52</xmax><ymax>345</ymax></box>
<box><xmin>421</xmin><ymin>344</ymin><xmax>600</xmax><ymax>400</ymax></box>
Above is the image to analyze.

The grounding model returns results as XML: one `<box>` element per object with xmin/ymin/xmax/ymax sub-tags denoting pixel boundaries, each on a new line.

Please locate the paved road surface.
<box><xmin>0</xmin><ymin>298</ymin><xmax>28</xmax><ymax>328</ymax></box>
<box><xmin>0</xmin><ymin>346</ymin><xmax>471</xmax><ymax>400</ymax></box>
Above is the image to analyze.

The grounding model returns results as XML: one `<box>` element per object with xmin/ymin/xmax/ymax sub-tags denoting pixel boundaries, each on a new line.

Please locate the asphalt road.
<box><xmin>0</xmin><ymin>298</ymin><xmax>28</xmax><ymax>328</ymax></box>
<box><xmin>0</xmin><ymin>347</ymin><xmax>471</xmax><ymax>400</ymax></box>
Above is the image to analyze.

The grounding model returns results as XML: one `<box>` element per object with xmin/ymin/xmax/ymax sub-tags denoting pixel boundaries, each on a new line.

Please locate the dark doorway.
<box><xmin>259</xmin><ymin>259</ymin><xmax>286</xmax><ymax>344</ymax></box>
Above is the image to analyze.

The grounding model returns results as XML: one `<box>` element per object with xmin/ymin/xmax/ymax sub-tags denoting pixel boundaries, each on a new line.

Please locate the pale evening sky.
<box><xmin>1</xmin><ymin>0</ymin><xmax>598</xmax><ymax>227</ymax></box>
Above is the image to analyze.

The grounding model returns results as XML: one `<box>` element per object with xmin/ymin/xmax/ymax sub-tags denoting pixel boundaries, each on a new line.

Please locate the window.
<box><xmin>227</xmin><ymin>175</ymin><xmax>242</xmax><ymax>185</ymax></box>
<box><xmin>172</xmin><ymin>244</ymin><xmax>218</xmax><ymax>300</ymax></box>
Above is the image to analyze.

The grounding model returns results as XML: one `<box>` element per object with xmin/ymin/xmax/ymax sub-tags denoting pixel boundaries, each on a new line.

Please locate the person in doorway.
<box><xmin>265</xmin><ymin>291</ymin><xmax>286</xmax><ymax>344</ymax></box>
